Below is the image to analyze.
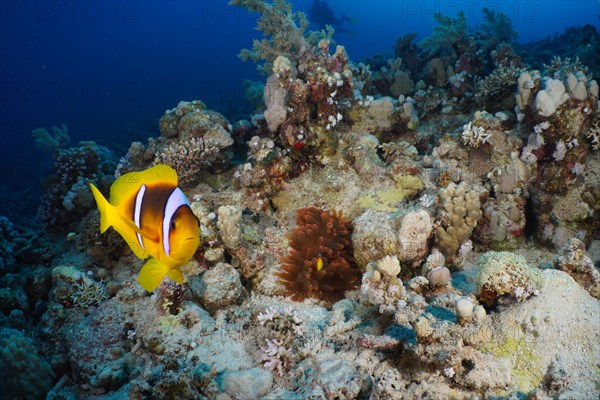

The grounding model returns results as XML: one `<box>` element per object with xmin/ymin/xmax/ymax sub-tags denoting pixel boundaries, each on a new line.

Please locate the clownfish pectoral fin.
<box><xmin>119</xmin><ymin>215</ymin><xmax>161</xmax><ymax>244</ymax></box>
<box><xmin>138</xmin><ymin>258</ymin><xmax>169</xmax><ymax>292</ymax></box>
<box><xmin>167</xmin><ymin>268</ymin><xmax>184</xmax><ymax>284</ymax></box>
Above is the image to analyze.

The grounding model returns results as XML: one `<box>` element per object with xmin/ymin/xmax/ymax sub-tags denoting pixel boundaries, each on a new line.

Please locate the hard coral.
<box><xmin>276</xmin><ymin>207</ymin><xmax>360</xmax><ymax>302</ymax></box>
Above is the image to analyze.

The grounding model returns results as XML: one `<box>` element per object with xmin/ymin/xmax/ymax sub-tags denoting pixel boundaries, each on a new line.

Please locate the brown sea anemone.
<box><xmin>275</xmin><ymin>207</ymin><xmax>361</xmax><ymax>302</ymax></box>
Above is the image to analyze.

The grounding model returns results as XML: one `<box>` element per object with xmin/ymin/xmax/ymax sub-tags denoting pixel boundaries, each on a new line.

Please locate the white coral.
<box><xmin>257</xmin><ymin>307</ymin><xmax>277</xmax><ymax>324</ymax></box>
<box><xmin>585</xmin><ymin>125</ymin><xmax>600</xmax><ymax>150</ymax></box>
<box><xmin>259</xmin><ymin>339</ymin><xmax>293</xmax><ymax>375</ymax></box>
<box><xmin>570</xmin><ymin>162</ymin><xmax>584</xmax><ymax>175</ymax></box>
<box><xmin>553</xmin><ymin>141</ymin><xmax>567</xmax><ymax>161</ymax></box>
<box><xmin>461</xmin><ymin>122</ymin><xmax>490</xmax><ymax>148</ymax></box>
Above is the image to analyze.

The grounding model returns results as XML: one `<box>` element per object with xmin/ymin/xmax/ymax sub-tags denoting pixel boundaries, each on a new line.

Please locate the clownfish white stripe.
<box><xmin>162</xmin><ymin>187</ymin><xmax>189</xmax><ymax>257</ymax></box>
<box><xmin>134</xmin><ymin>184</ymin><xmax>147</xmax><ymax>250</ymax></box>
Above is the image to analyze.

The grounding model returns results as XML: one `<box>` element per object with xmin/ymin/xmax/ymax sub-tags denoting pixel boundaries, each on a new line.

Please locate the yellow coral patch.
<box><xmin>357</xmin><ymin>176</ymin><xmax>422</xmax><ymax>212</ymax></box>
<box><xmin>478</xmin><ymin>320</ymin><xmax>543</xmax><ymax>392</ymax></box>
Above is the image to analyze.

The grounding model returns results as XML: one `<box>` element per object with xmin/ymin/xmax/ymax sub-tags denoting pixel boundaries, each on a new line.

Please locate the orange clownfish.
<box><xmin>89</xmin><ymin>164</ymin><xmax>200</xmax><ymax>292</ymax></box>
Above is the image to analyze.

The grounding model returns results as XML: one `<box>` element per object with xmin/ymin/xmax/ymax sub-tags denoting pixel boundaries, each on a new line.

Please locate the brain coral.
<box><xmin>276</xmin><ymin>208</ymin><xmax>361</xmax><ymax>302</ymax></box>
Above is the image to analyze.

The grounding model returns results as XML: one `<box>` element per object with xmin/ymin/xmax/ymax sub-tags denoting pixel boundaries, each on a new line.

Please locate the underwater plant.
<box><xmin>419</xmin><ymin>11</ymin><xmax>468</xmax><ymax>58</ymax></box>
<box><xmin>276</xmin><ymin>207</ymin><xmax>360</xmax><ymax>302</ymax></box>
<box><xmin>32</xmin><ymin>124</ymin><xmax>70</xmax><ymax>153</ymax></box>
<box><xmin>230</xmin><ymin>0</ymin><xmax>334</xmax><ymax>74</ymax></box>
<box><xmin>479</xmin><ymin>7</ymin><xmax>519</xmax><ymax>44</ymax></box>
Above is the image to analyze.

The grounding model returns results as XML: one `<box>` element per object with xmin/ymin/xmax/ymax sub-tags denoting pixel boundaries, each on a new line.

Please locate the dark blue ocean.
<box><xmin>0</xmin><ymin>0</ymin><xmax>598</xmax><ymax>223</ymax></box>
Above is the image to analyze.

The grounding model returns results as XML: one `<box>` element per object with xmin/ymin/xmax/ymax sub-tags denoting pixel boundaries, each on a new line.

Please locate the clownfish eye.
<box><xmin>170</xmin><ymin>220</ymin><xmax>176</xmax><ymax>230</ymax></box>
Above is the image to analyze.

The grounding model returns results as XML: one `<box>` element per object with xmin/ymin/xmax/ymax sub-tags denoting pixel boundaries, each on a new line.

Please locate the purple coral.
<box><xmin>259</xmin><ymin>338</ymin><xmax>293</xmax><ymax>375</ymax></box>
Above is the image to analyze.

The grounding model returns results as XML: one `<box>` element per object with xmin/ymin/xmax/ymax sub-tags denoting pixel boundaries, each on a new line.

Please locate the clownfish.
<box><xmin>315</xmin><ymin>254</ymin><xmax>323</xmax><ymax>271</ymax></box>
<box><xmin>89</xmin><ymin>164</ymin><xmax>200</xmax><ymax>292</ymax></box>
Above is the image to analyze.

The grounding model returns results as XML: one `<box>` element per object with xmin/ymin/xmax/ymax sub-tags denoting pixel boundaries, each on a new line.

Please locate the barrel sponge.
<box><xmin>0</xmin><ymin>328</ymin><xmax>55</xmax><ymax>400</ymax></box>
<box><xmin>276</xmin><ymin>207</ymin><xmax>361</xmax><ymax>302</ymax></box>
<box><xmin>435</xmin><ymin>182</ymin><xmax>482</xmax><ymax>258</ymax></box>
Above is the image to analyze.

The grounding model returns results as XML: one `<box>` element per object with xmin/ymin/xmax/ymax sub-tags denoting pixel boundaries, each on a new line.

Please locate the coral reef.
<box><xmin>4</xmin><ymin>2</ymin><xmax>600</xmax><ymax>400</ymax></box>
<box><xmin>0</xmin><ymin>328</ymin><xmax>55</xmax><ymax>400</ymax></box>
<box><xmin>554</xmin><ymin>238</ymin><xmax>600</xmax><ymax>298</ymax></box>
<box><xmin>38</xmin><ymin>141</ymin><xmax>116</xmax><ymax>230</ymax></box>
<box><xmin>32</xmin><ymin>124</ymin><xmax>70</xmax><ymax>153</ymax></box>
<box><xmin>155</xmin><ymin>102</ymin><xmax>234</xmax><ymax>186</ymax></box>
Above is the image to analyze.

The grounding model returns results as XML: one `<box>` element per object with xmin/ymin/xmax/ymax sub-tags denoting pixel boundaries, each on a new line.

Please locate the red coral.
<box><xmin>275</xmin><ymin>208</ymin><xmax>361</xmax><ymax>302</ymax></box>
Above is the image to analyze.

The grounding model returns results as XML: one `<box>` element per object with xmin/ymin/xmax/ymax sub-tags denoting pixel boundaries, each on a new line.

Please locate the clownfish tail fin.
<box><xmin>90</xmin><ymin>183</ymin><xmax>114</xmax><ymax>233</ymax></box>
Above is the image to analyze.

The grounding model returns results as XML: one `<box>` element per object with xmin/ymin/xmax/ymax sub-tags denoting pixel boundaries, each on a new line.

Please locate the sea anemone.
<box><xmin>276</xmin><ymin>207</ymin><xmax>361</xmax><ymax>302</ymax></box>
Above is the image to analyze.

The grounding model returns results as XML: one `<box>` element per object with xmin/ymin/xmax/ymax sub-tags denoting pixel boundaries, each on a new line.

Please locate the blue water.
<box><xmin>0</xmin><ymin>0</ymin><xmax>598</xmax><ymax>222</ymax></box>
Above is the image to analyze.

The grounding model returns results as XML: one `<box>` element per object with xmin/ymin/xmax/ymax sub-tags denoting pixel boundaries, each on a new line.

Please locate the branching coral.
<box><xmin>70</xmin><ymin>278</ymin><xmax>108</xmax><ymax>308</ymax></box>
<box><xmin>543</xmin><ymin>56</ymin><xmax>588</xmax><ymax>80</ymax></box>
<box><xmin>585</xmin><ymin>120</ymin><xmax>600</xmax><ymax>150</ymax></box>
<box><xmin>259</xmin><ymin>338</ymin><xmax>293</xmax><ymax>375</ymax></box>
<box><xmin>230</xmin><ymin>0</ymin><xmax>331</xmax><ymax>74</ymax></box>
<box><xmin>476</xmin><ymin>65</ymin><xmax>524</xmax><ymax>97</ymax></box>
<box><xmin>276</xmin><ymin>207</ymin><xmax>361</xmax><ymax>302</ymax></box>
<box><xmin>255</xmin><ymin>306</ymin><xmax>303</xmax><ymax>374</ymax></box>
<box><xmin>155</xmin><ymin>105</ymin><xmax>234</xmax><ymax>186</ymax></box>
<box><xmin>461</xmin><ymin>121</ymin><xmax>490</xmax><ymax>148</ymax></box>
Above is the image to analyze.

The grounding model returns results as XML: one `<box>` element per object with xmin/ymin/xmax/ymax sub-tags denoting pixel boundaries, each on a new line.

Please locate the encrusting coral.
<box><xmin>477</xmin><ymin>251</ymin><xmax>543</xmax><ymax>306</ymax></box>
<box><xmin>276</xmin><ymin>207</ymin><xmax>361</xmax><ymax>302</ymax></box>
<box><xmin>554</xmin><ymin>238</ymin><xmax>600</xmax><ymax>298</ymax></box>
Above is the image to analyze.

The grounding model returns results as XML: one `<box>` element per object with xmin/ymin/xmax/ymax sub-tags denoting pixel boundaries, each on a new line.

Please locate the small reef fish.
<box><xmin>316</xmin><ymin>254</ymin><xmax>323</xmax><ymax>271</ymax></box>
<box><xmin>89</xmin><ymin>164</ymin><xmax>200</xmax><ymax>292</ymax></box>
